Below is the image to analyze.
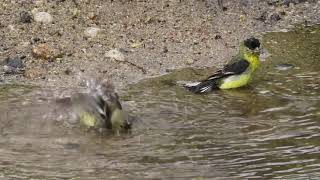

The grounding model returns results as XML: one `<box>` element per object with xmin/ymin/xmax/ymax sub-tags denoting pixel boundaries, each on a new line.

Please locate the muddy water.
<box><xmin>0</xmin><ymin>26</ymin><xmax>320</xmax><ymax>179</ymax></box>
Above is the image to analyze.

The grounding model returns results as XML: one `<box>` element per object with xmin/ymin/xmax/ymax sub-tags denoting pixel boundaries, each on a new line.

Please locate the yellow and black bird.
<box><xmin>71</xmin><ymin>79</ymin><xmax>131</xmax><ymax>134</ymax></box>
<box><xmin>184</xmin><ymin>37</ymin><xmax>261</xmax><ymax>93</ymax></box>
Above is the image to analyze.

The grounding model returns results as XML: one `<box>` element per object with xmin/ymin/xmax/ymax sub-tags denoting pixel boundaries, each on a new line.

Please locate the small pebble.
<box><xmin>1</xmin><ymin>56</ymin><xmax>24</xmax><ymax>68</ymax></box>
<box><xmin>32</xmin><ymin>43</ymin><xmax>53</xmax><ymax>59</ymax></box>
<box><xmin>257</xmin><ymin>11</ymin><xmax>268</xmax><ymax>22</ymax></box>
<box><xmin>162</xmin><ymin>46</ymin><xmax>168</xmax><ymax>53</ymax></box>
<box><xmin>270</xmin><ymin>13</ymin><xmax>281</xmax><ymax>23</ymax></box>
<box><xmin>72</xmin><ymin>8</ymin><xmax>80</xmax><ymax>17</ymax></box>
<box><xmin>20</xmin><ymin>11</ymin><xmax>32</xmax><ymax>23</ymax></box>
<box><xmin>105</xmin><ymin>49</ymin><xmax>125</xmax><ymax>61</ymax></box>
<box><xmin>33</xmin><ymin>12</ymin><xmax>53</xmax><ymax>24</ymax></box>
<box><xmin>131</xmin><ymin>41</ymin><xmax>143</xmax><ymax>48</ymax></box>
<box><xmin>186</xmin><ymin>59</ymin><xmax>194</xmax><ymax>65</ymax></box>
<box><xmin>35</xmin><ymin>0</ymin><xmax>45</xmax><ymax>6</ymax></box>
<box><xmin>283</xmin><ymin>0</ymin><xmax>298</xmax><ymax>6</ymax></box>
<box><xmin>0</xmin><ymin>56</ymin><xmax>25</xmax><ymax>74</ymax></box>
<box><xmin>32</xmin><ymin>37</ymin><xmax>41</xmax><ymax>44</ymax></box>
<box><xmin>84</xmin><ymin>27</ymin><xmax>102</xmax><ymax>38</ymax></box>
<box><xmin>267</xmin><ymin>0</ymin><xmax>278</xmax><ymax>6</ymax></box>
<box><xmin>214</xmin><ymin>34</ymin><xmax>222</xmax><ymax>40</ymax></box>
<box><xmin>279</xmin><ymin>11</ymin><xmax>286</xmax><ymax>16</ymax></box>
<box><xmin>239</xmin><ymin>14</ymin><xmax>246</xmax><ymax>22</ymax></box>
<box><xmin>64</xmin><ymin>68</ymin><xmax>72</xmax><ymax>75</ymax></box>
<box><xmin>3</xmin><ymin>66</ymin><xmax>18</xmax><ymax>74</ymax></box>
<box><xmin>8</xmin><ymin>25</ymin><xmax>15</xmax><ymax>31</ymax></box>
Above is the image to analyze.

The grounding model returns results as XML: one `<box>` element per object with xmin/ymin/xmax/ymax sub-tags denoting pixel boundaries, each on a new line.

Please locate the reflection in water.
<box><xmin>0</xmin><ymin>26</ymin><xmax>320</xmax><ymax>179</ymax></box>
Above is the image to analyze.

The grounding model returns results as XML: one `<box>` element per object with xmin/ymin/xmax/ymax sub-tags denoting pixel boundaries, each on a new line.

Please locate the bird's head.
<box><xmin>241</xmin><ymin>37</ymin><xmax>261</xmax><ymax>57</ymax></box>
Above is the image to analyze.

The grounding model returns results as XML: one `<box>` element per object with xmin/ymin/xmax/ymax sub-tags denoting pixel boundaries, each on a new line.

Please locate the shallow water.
<box><xmin>1</xmin><ymin>26</ymin><xmax>320</xmax><ymax>179</ymax></box>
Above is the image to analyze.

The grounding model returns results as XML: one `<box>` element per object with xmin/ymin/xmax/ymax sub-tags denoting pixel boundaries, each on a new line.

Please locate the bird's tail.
<box><xmin>181</xmin><ymin>80</ymin><xmax>219</xmax><ymax>94</ymax></box>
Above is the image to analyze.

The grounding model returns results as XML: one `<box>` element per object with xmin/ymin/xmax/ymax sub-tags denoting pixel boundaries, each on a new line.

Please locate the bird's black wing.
<box><xmin>223</xmin><ymin>59</ymin><xmax>250</xmax><ymax>74</ymax></box>
<box><xmin>208</xmin><ymin>59</ymin><xmax>249</xmax><ymax>80</ymax></box>
<box><xmin>184</xmin><ymin>59</ymin><xmax>249</xmax><ymax>94</ymax></box>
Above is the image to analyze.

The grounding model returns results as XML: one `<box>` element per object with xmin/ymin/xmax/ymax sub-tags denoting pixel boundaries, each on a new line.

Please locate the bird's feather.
<box><xmin>208</xmin><ymin>59</ymin><xmax>250</xmax><ymax>80</ymax></box>
<box><xmin>184</xmin><ymin>79</ymin><xmax>219</xmax><ymax>93</ymax></box>
<box><xmin>184</xmin><ymin>59</ymin><xmax>250</xmax><ymax>94</ymax></box>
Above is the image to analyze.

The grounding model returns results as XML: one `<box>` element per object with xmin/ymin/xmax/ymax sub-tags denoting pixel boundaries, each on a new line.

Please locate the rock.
<box><xmin>84</xmin><ymin>27</ymin><xmax>102</xmax><ymax>38</ymax></box>
<box><xmin>105</xmin><ymin>49</ymin><xmax>125</xmax><ymax>61</ymax></box>
<box><xmin>279</xmin><ymin>11</ymin><xmax>286</xmax><ymax>16</ymax></box>
<box><xmin>162</xmin><ymin>46</ymin><xmax>168</xmax><ymax>53</ymax></box>
<box><xmin>218</xmin><ymin>0</ymin><xmax>227</xmax><ymax>11</ymax></box>
<box><xmin>267</xmin><ymin>0</ymin><xmax>279</xmax><ymax>6</ymax></box>
<box><xmin>144</xmin><ymin>16</ymin><xmax>155</xmax><ymax>24</ymax></box>
<box><xmin>32</xmin><ymin>43</ymin><xmax>53</xmax><ymax>60</ymax></box>
<box><xmin>239</xmin><ymin>14</ymin><xmax>246</xmax><ymax>22</ymax></box>
<box><xmin>257</xmin><ymin>11</ymin><xmax>268</xmax><ymax>22</ymax></box>
<box><xmin>31</xmin><ymin>37</ymin><xmax>41</xmax><ymax>44</ymax></box>
<box><xmin>64</xmin><ymin>68</ymin><xmax>72</xmax><ymax>75</ymax></box>
<box><xmin>33</xmin><ymin>12</ymin><xmax>53</xmax><ymax>24</ymax></box>
<box><xmin>20</xmin><ymin>11</ymin><xmax>32</xmax><ymax>23</ymax></box>
<box><xmin>186</xmin><ymin>59</ymin><xmax>194</xmax><ymax>65</ymax></box>
<box><xmin>270</xmin><ymin>13</ymin><xmax>281</xmax><ymax>24</ymax></box>
<box><xmin>2</xmin><ymin>66</ymin><xmax>17</xmax><ymax>74</ymax></box>
<box><xmin>1</xmin><ymin>56</ymin><xmax>25</xmax><ymax>74</ymax></box>
<box><xmin>283</xmin><ymin>0</ymin><xmax>305</xmax><ymax>6</ymax></box>
<box><xmin>34</xmin><ymin>0</ymin><xmax>45</xmax><ymax>6</ymax></box>
<box><xmin>131</xmin><ymin>41</ymin><xmax>143</xmax><ymax>48</ymax></box>
<box><xmin>8</xmin><ymin>25</ymin><xmax>15</xmax><ymax>31</ymax></box>
<box><xmin>72</xmin><ymin>8</ymin><xmax>80</xmax><ymax>18</ymax></box>
<box><xmin>1</xmin><ymin>56</ymin><xmax>24</xmax><ymax>68</ymax></box>
<box><xmin>214</xmin><ymin>34</ymin><xmax>222</xmax><ymax>40</ymax></box>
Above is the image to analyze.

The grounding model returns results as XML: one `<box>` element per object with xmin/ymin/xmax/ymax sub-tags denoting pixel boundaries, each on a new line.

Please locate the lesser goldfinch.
<box><xmin>71</xmin><ymin>79</ymin><xmax>131</xmax><ymax>134</ymax></box>
<box><xmin>184</xmin><ymin>37</ymin><xmax>261</xmax><ymax>93</ymax></box>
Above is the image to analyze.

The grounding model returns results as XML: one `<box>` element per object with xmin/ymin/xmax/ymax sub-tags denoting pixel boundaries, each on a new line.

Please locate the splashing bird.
<box><xmin>71</xmin><ymin>79</ymin><xmax>131</xmax><ymax>134</ymax></box>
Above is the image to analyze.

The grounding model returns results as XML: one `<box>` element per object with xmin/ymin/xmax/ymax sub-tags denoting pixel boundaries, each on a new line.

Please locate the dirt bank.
<box><xmin>1</xmin><ymin>0</ymin><xmax>319</xmax><ymax>89</ymax></box>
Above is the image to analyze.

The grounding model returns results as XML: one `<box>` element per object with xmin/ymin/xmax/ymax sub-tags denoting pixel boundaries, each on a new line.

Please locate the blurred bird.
<box><xmin>184</xmin><ymin>37</ymin><xmax>261</xmax><ymax>93</ymax></box>
<box><xmin>71</xmin><ymin>79</ymin><xmax>131</xmax><ymax>134</ymax></box>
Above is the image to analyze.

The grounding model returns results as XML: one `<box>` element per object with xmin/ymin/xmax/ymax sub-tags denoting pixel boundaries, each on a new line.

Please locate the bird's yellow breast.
<box><xmin>219</xmin><ymin>73</ymin><xmax>251</xmax><ymax>89</ymax></box>
<box><xmin>245</xmin><ymin>53</ymin><xmax>260</xmax><ymax>72</ymax></box>
<box><xmin>80</xmin><ymin>111</ymin><xmax>97</xmax><ymax>127</ymax></box>
<box><xmin>219</xmin><ymin>53</ymin><xmax>259</xmax><ymax>89</ymax></box>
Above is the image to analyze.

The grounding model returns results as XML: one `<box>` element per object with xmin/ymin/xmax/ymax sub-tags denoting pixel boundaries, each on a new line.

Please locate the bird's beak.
<box><xmin>259</xmin><ymin>48</ymin><xmax>270</xmax><ymax>61</ymax></box>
